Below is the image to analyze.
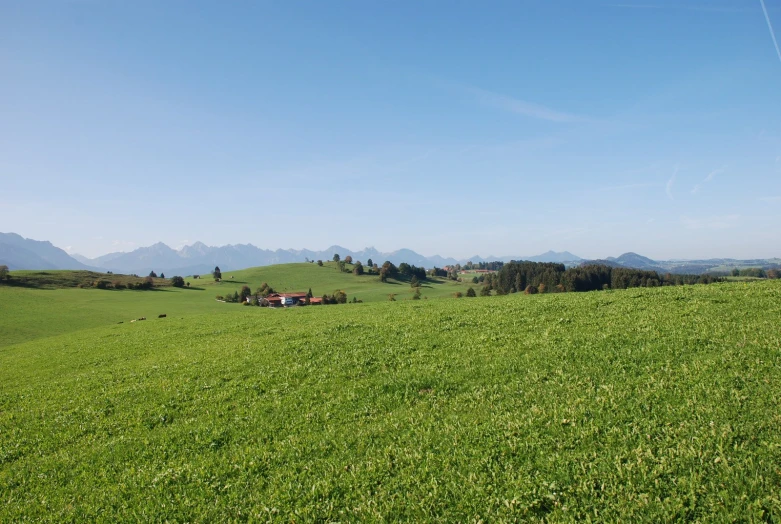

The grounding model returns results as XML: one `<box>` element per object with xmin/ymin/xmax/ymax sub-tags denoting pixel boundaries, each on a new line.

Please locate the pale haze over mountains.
<box><xmin>2</xmin><ymin>232</ymin><xmax>778</xmax><ymax>277</ymax></box>
<box><xmin>0</xmin><ymin>232</ymin><xmax>580</xmax><ymax>275</ymax></box>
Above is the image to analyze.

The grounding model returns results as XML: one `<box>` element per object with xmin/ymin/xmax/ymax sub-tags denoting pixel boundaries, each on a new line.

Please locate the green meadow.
<box><xmin>208</xmin><ymin>261</ymin><xmax>474</xmax><ymax>302</ymax></box>
<box><xmin>1</xmin><ymin>278</ymin><xmax>780</xmax><ymax>520</ymax></box>
<box><xmin>0</xmin><ymin>264</ymin><xmax>474</xmax><ymax>347</ymax></box>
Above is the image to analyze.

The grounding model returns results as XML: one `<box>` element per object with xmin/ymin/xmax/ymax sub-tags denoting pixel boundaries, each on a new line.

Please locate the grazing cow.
<box><xmin>158</xmin><ymin>314</ymin><xmax>166</xmax><ymax>318</ymax></box>
<box><xmin>138</xmin><ymin>317</ymin><xmax>146</xmax><ymax>321</ymax></box>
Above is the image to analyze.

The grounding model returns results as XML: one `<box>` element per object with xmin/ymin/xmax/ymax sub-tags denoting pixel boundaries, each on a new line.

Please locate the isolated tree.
<box><xmin>333</xmin><ymin>253</ymin><xmax>340</xmax><ymax>262</ymax></box>
<box><xmin>307</xmin><ymin>287</ymin><xmax>313</xmax><ymax>298</ymax></box>
<box><xmin>466</xmin><ymin>287</ymin><xmax>476</xmax><ymax>297</ymax></box>
<box><xmin>410</xmin><ymin>275</ymin><xmax>420</xmax><ymax>288</ymax></box>
<box><xmin>0</xmin><ymin>265</ymin><xmax>8</xmax><ymax>281</ymax></box>
<box><xmin>367</xmin><ymin>258</ymin><xmax>373</xmax><ymax>268</ymax></box>
<box><xmin>344</xmin><ymin>255</ymin><xmax>353</xmax><ymax>264</ymax></box>
<box><xmin>160</xmin><ymin>272</ymin><xmax>165</xmax><ymax>279</ymax></box>
<box><xmin>381</xmin><ymin>261</ymin><xmax>398</xmax><ymax>279</ymax></box>
<box><xmin>334</xmin><ymin>290</ymin><xmax>348</xmax><ymax>304</ymax></box>
<box><xmin>213</xmin><ymin>266</ymin><xmax>222</xmax><ymax>280</ymax></box>
<box><xmin>170</xmin><ymin>276</ymin><xmax>185</xmax><ymax>288</ymax></box>
<box><xmin>353</xmin><ymin>262</ymin><xmax>364</xmax><ymax>275</ymax></box>
<box><xmin>143</xmin><ymin>276</ymin><xmax>155</xmax><ymax>289</ymax></box>
<box><xmin>317</xmin><ymin>260</ymin><xmax>323</xmax><ymax>266</ymax></box>
<box><xmin>412</xmin><ymin>288</ymin><xmax>421</xmax><ymax>300</ymax></box>
<box><xmin>149</xmin><ymin>271</ymin><xmax>158</xmax><ymax>278</ymax></box>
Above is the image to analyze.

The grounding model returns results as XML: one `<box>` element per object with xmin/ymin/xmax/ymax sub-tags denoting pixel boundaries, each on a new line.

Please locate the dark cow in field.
<box><xmin>158</xmin><ymin>314</ymin><xmax>166</xmax><ymax>318</ymax></box>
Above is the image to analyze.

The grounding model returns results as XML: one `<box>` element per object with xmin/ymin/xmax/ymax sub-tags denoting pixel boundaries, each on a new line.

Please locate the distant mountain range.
<box><xmin>0</xmin><ymin>233</ymin><xmax>582</xmax><ymax>275</ymax></box>
<box><xmin>2</xmin><ymin>233</ymin><xmax>778</xmax><ymax>276</ymax></box>
<box><xmin>0</xmin><ymin>233</ymin><xmax>95</xmax><ymax>271</ymax></box>
<box><xmin>580</xmin><ymin>252</ymin><xmax>781</xmax><ymax>275</ymax></box>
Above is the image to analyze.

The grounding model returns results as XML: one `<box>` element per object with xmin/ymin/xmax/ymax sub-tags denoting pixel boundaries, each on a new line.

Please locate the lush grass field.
<box><xmin>1</xmin><ymin>281</ymin><xmax>779</xmax><ymax>520</ymax></box>
<box><xmin>0</xmin><ymin>264</ymin><xmax>474</xmax><ymax>348</ymax></box>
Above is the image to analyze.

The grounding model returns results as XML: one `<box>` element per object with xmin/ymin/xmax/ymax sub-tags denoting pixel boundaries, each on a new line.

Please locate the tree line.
<box><xmin>474</xmin><ymin>262</ymin><xmax>725</xmax><ymax>295</ymax></box>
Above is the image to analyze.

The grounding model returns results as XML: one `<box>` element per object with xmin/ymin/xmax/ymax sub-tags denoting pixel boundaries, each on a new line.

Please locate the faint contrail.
<box><xmin>760</xmin><ymin>0</ymin><xmax>781</xmax><ymax>64</ymax></box>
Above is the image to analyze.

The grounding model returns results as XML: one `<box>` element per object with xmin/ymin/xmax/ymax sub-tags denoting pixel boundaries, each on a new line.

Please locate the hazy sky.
<box><xmin>2</xmin><ymin>0</ymin><xmax>780</xmax><ymax>260</ymax></box>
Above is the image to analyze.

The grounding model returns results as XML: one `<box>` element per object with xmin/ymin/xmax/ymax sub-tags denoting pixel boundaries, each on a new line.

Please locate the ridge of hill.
<box><xmin>0</xmin><ymin>232</ymin><xmax>95</xmax><ymax>271</ymax></box>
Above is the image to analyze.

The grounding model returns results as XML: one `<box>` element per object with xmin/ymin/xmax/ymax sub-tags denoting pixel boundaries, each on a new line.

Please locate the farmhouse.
<box><xmin>265</xmin><ymin>292</ymin><xmax>320</xmax><ymax>307</ymax></box>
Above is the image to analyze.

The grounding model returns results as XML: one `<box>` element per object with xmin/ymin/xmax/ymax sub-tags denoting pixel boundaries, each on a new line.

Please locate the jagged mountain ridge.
<box><xmin>62</xmin><ymin>241</ymin><xmax>585</xmax><ymax>276</ymax></box>
<box><xmin>12</xmin><ymin>232</ymin><xmax>777</xmax><ymax>277</ymax></box>
<box><xmin>0</xmin><ymin>232</ymin><xmax>94</xmax><ymax>270</ymax></box>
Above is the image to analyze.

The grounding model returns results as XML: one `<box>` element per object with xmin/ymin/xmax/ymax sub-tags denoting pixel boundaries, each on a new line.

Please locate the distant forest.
<box><xmin>447</xmin><ymin>262</ymin><xmax>729</xmax><ymax>295</ymax></box>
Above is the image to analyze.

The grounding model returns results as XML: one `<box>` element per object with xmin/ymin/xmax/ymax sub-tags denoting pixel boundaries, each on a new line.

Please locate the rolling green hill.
<box><xmin>0</xmin><ymin>263</ymin><xmax>475</xmax><ymax>347</ymax></box>
<box><xmin>1</xmin><ymin>281</ymin><xmax>780</xmax><ymax>520</ymax></box>
<box><xmin>199</xmin><ymin>261</ymin><xmax>473</xmax><ymax>303</ymax></box>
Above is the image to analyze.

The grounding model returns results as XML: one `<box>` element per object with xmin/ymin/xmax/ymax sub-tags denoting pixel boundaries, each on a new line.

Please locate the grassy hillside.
<box><xmin>1</xmin><ymin>281</ymin><xmax>779</xmax><ymax>520</ymax></box>
<box><xmin>0</xmin><ymin>263</ymin><xmax>475</xmax><ymax>347</ymax></box>
<box><xmin>5</xmin><ymin>269</ymin><xmax>171</xmax><ymax>289</ymax></box>
<box><xmin>0</xmin><ymin>285</ymin><xmax>226</xmax><ymax>348</ymax></box>
<box><xmin>200</xmin><ymin>261</ymin><xmax>474</xmax><ymax>302</ymax></box>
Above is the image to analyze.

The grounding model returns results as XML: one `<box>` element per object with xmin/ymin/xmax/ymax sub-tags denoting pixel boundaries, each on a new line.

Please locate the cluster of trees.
<box><xmin>326</xmin><ymin>254</ymin><xmax>428</xmax><ymax>284</ymax></box>
<box><xmin>148</xmin><ymin>271</ymin><xmax>165</xmax><ymax>279</ymax></box>
<box><xmin>88</xmin><ymin>276</ymin><xmax>156</xmax><ymax>290</ymax></box>
<box><xmin>320</xmin><ymin>290</ymin><xmax>347</xmax><ymax>304</ymax></box>
<box><xmin>731</xmin><ymin>267</ymin><xmax>780</xmax><ymax>279</ymax></box>
<box><xmin>481</xmin><ymin>262</ymin><xmax>723</xmax><ymax>295</ymax></box>
<box><xmin>427</xmin><ymin>267</ymin><xmax>448</xmax><ymax>278</ymax></box>
<box><xmin>462</xmin><ymin>261</ymin><xmax>505</xmax><ymax>271</ymax></box>
<box><xmin>398</xmin><ymin>262</ymin><xmax>426</xmax><ymax>280</ymax></box>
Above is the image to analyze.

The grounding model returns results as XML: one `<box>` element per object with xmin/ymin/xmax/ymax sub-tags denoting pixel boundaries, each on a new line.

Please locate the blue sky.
<box><xmin>2</xmin><ymin>0</ymin><xmax>780</xmax><ymax>260</ymax></box>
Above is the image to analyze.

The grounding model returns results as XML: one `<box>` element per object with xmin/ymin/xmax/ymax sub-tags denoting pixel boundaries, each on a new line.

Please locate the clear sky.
<box><xmin>2</xmin><ymin>0</ymin><xmax>780</xmax><ymax>260</ymax></box>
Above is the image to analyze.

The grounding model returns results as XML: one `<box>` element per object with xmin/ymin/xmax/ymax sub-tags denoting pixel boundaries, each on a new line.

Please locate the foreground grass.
<box><xmin>1</xmin><ymin>282</ymin><xmax>780</xmax><ymax>520</ymax></box>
